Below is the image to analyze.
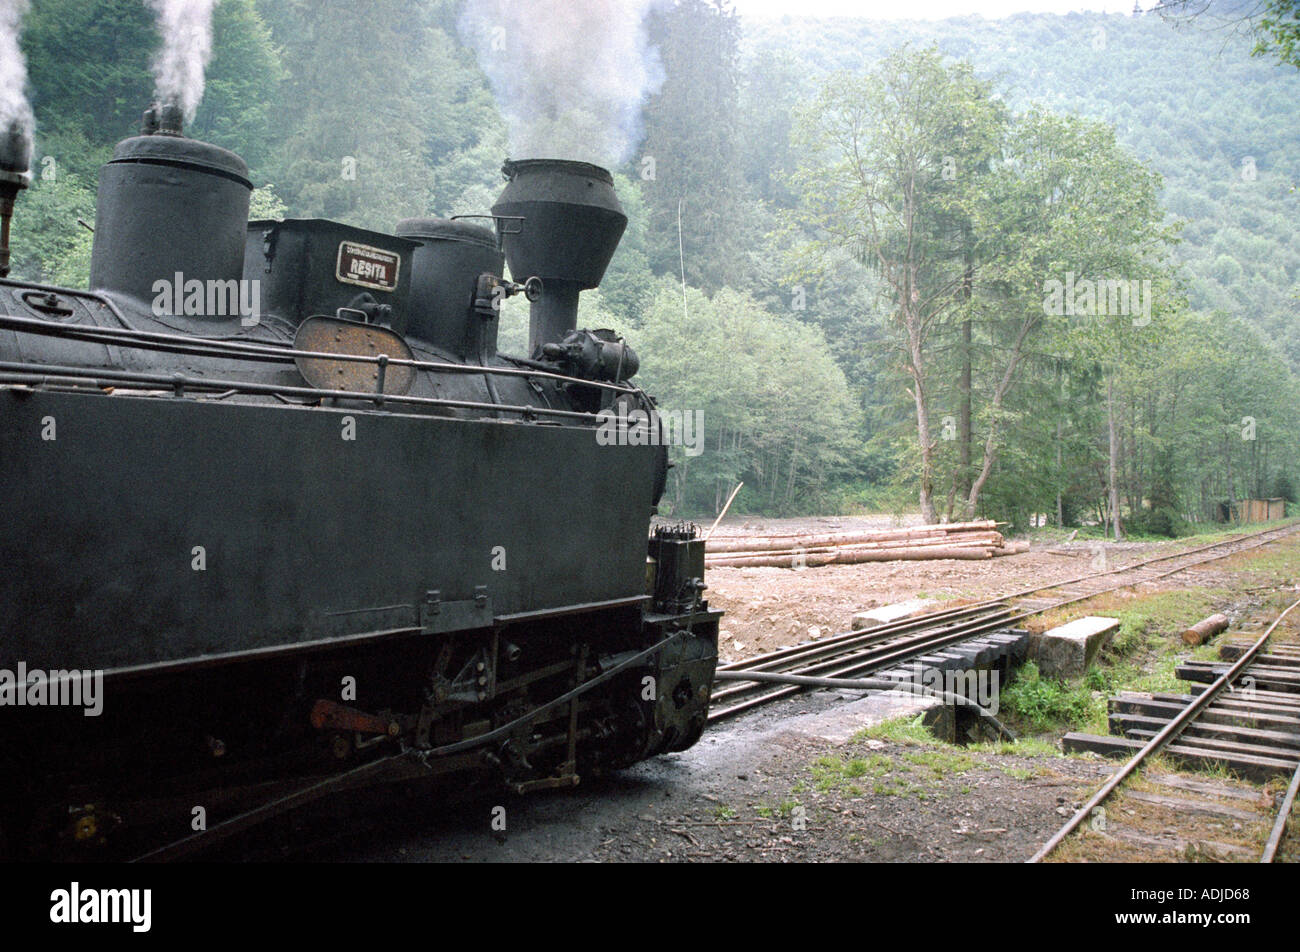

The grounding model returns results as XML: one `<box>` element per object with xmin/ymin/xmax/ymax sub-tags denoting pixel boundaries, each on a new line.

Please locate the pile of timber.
<box><xmin>705</xmin><ymin>520</ymin><xmax>1029</xmax><ymax>568</ymax></box>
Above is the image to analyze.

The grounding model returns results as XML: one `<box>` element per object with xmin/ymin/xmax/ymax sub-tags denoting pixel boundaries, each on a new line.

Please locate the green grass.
<box><xmin>852</xmin><ymin>714</ymin><xmax>938</xmax><ymax>746</ymax></box>
<box><xmin>901</xmin><ymin>748</ymin><xmax>975</xmax><ymax>779</ymax></box>
<box><xmin>810</xmin><ymin>753</ymin><xmax>894</xmax><ymax>792</ymax></box>
<box><xmin>968</xmin><ymin>735</ymin><xmax>1061</xmax><ymax>758</ymax></box>
<box><xmin>999</xmin><ymin>661</ymin><xmax>1099</xmax><ymax>731</ymax></box>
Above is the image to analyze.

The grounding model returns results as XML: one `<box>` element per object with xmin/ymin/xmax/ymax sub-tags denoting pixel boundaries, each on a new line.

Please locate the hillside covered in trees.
<box><xmin>9</xmin><ymin>1</ymin><xmax>1300</xmax><ymax>533</ymax></box>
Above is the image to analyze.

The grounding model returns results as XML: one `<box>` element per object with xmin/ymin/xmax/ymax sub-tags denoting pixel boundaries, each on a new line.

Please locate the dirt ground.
<box><xmin>706</xmin><ymin>515</ymin><xmax>1187</xmax><ymax>662</ymax></box>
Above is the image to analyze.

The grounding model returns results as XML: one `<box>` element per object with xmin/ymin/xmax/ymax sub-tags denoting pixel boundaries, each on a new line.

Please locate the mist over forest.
<box><xmin>10</xmin><ymin>0</ymin><xmax>1300</xmax><ymax>532</ymax></box>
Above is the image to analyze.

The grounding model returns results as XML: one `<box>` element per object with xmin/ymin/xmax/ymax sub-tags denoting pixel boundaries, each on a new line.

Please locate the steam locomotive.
<box><xmin>0</xmin><ymin>103</ymin><xmax>719</xmax><ymax>858</ymax></box>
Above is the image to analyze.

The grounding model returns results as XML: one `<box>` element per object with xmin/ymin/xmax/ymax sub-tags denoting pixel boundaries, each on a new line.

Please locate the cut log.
<box><xmin>704</xmin><ymin>520</ymin><xmax>1000</xmax><ymax>554</ymax></box>
<box><xmin>704</xmin><ymin>533</ymin><xmax>1003</xmax><ymax>563</ymax></box>
<box><xmin>705</xmin><ymin>544</ymin><xmax>994</xmax><ymax>569</ymax></box>
<box><xmin>706</xmin><ymin>530</ymin><xmax>1003</xmax><ymax>556</ymax></box>
<box><xmin>1181</xmin><ymin>613</ymin><xmax>1230</xmax><ymax>646</ymax></box>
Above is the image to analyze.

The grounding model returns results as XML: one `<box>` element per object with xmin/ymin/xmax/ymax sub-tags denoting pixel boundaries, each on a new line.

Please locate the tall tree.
<box><xmin>791</xmin><ymin>49</ymin><xmax>1004</xmax><ymax>522</ymax></box>
<box><xmin>638</xmin><ymin>0</ymin><xmax>746</xmax><ymax>291</ymax></box>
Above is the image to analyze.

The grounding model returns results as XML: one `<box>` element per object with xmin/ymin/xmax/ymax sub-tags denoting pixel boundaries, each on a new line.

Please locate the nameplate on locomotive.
<box><xmin>336</xmin><ymin>241</ymin><xmax>400</xmax><ymax>292</ymax></box>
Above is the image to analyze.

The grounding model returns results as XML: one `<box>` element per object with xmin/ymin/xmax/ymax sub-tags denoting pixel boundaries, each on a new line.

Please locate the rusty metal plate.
<box><xmin>293</xmin><ymin>316</ymin><xmax>415</xmax><ymax>395</ymax></box>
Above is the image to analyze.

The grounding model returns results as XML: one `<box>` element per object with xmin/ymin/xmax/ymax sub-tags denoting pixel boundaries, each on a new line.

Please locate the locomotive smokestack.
<box><xmin>141</xmin><ymin>100</ymin><xmax>185</xmax><ymax>137</ymax></box>
<box><xmin>0</xmin><ymin>122</ymin><xmax>31</xmax><ymax>279</ymax></box>
<box><xmin>491</xmin><ymin>159</ymin><xmax>627</xmax><ymax>355</ymax></box>
<box><xmin>89</xmin><ymin>108</ymin><xmax>251</xmax><ymax>306</ymax></box>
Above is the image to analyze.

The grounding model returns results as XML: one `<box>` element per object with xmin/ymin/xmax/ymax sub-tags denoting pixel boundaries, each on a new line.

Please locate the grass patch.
<box><xmin>968</xmin><ymin>735</ymin><xmax>1061</xmax><ymax>758</ymax></box>
<box><xmin>999</xmin><ymin>660</ymin><xmax>1100</xmax><ymax>731</ymax></box>
<box><xmin>810</xmin><ymin>753</ymin><xmax>894</xmax><ymax>793</ymax></box>
<box><xmin>901</xmin><ymin>748</ymin><xmax>975</xmax><ymax>779</ymax></box>
<box><xmin>852</xmin><ymin>714</ymin><xmax>936</xmax><ymax>746</ymax></box>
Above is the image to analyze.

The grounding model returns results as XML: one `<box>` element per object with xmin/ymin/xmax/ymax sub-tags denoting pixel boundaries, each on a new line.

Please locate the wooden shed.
<box><xmin>1237</xmin><ymin>498</ymin><xmax>1287</xmax><ymax>522</ymax></box>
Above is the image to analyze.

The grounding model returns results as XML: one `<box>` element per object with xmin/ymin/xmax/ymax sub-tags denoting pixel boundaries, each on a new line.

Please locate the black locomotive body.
<box><xmin>0</xmin><ymin>106</ymin><xmax>719</xmax><ymax>857</ymax></box>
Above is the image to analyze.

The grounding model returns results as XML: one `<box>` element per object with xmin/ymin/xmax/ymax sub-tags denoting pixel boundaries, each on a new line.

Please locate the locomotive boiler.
<box><xmin>0</xmin><ymin>103</ymin><xmax>719</xmax><ymax>858</ymax></box>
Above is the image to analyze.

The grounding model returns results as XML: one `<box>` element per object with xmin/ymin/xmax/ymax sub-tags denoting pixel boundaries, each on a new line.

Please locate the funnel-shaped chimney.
<box><xmin>491</xmin><ymin>159</ymin><xmax>627</xmax><ymax>354</ymax></box>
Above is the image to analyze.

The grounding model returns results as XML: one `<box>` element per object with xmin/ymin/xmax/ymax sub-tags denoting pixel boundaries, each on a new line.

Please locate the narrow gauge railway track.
<box><xmin>1032</xmin><ymin>598</ymin><xmax>1300</xmax><ymax>863</ymax></box>
<box><xmin>711</xmin><ymin>521</ymin><xmax>1300</xmax><ymax>724</ymax></box>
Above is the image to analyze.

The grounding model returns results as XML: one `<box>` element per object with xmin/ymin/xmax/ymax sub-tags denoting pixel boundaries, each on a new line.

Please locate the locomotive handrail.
<box><xmin>0</xmin><ymin>293</ymin><xmax>642</xmax><ymax>396</ymax></box>
<box><xmin>0</xmin><ymin>359</ymin><xmax>618</xmax><ymax>423</ymax></box>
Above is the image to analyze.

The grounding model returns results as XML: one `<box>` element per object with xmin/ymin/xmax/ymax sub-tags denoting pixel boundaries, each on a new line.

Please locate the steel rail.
<box><xmin>711</xmin><ymin>522</ymin><xmax>1300</xmax><ymax>723</ymax></box>
<box><xmin>1260</xmin><ymin>760</ymin><xmax>1300</xmax><ymax>863</ymax></box>
<box><xmin>709</xmin><ymin>607</ymin><xmax>1013</xmax><ymax>710</ymax></box>
<box><xmin>712</xmin><ymin>669</ymin><xmax>1016</xmax><ymax>740</ymax></box>
<box><xmin>712</xmin><ymin>605</ymin><xmax>1014</xmax><ymax>691</ymax></box>
<box><xmin>709</xmin><ymin>608</ymin><xmax>1022</xmax><ymax>721</ymax></box>
<box><xmin>717</xmin><ymin>602</ymin><xmax>1010</xmax><ymax>674</ymax></box>
<box><xmin>1028</xmin><ymin>595</ymin><xmax>1300</xmax><ymax>863</ymax></box>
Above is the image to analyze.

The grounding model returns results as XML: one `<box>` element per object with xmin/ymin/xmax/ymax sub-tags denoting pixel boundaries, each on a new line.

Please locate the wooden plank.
<box><xmin>1100</xmin><ymin>826</ymin><xmax>1255</xmax><ymax>860</ymax></box>
<box><xmin>1151</xmin><ymin>690</ymin><xmax>1300</xmax><ymax>714</ymax></box>
<box><xmin>1062</xmin><ymin>732</ymin><xmax>1296</xmax><ymax>782</ymax></box>
<box><xmin>1240</xmin><ymin>654</ymin><xmax>1300</xmax><ymax>669</ymax></box>
<box><xmin>1121</xmin><ymin>789</ymin><xmax>1263</xmax><ymax>822</ymax></box>
<box><xmin>1223</xmin><ymin>642</ymin><xmax>1300</xmax><ymax>660</ymax></box>
<box><xmin>1109</xmin><ymin>696</ymin><xmax>1300</xmax><ymax>732</ymax></box>
<box><xmin>1182</xmin><ymin>686</ymin><xmax>1300</xmax><ymax>710</ymax></box>
<box><xmin>1146</xmin><ymin>773</ymin><xmax>1266</xmax><ymax>803</ymax></box>
<box><xmin>1110</xmin><ymin>713</ymin><xmax>1300</xmax><ymax>751</ymax></box>
<box><xmin>1183</xmin><ymin>661</ymin><xmax>1300</xmax><ymax>681</ymax></box>
<box><xmin>1178</xmin><ymin>666</ymin><xmax>1300</xmax><ymax>694</ymax></box>
<box><xmin>1125</xmin><ymin>729</ymin><xmax>1300</xmax><ymax>765</ymax></box>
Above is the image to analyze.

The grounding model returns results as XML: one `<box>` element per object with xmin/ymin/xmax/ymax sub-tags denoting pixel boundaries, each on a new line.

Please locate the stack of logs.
<box><xmin>704</xmin><ymin>520</ymin><xmax>1029</xmax><ymax>569</ymax></box>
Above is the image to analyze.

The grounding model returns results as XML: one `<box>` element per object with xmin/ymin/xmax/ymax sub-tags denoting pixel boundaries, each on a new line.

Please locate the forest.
<box><xmin>8</xmin><ymin>0</ymin><xmax>1300</xmax><ymax>534</ymax></box>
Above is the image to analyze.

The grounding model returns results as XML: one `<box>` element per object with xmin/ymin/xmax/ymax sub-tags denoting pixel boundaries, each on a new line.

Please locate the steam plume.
<box><xmin>144</xmin><ymin>0</ymin><xmax>219</xmax><ymax>122</ymax></box>
<box><xmin>0</xmin><ymin>0</ymin><xmax>34</xmax><ymax>169</ymax></box>
<box><xmin>460</xmin><ymin>0</ymin><xmax>665</xmax><ymax>167</ymax></box>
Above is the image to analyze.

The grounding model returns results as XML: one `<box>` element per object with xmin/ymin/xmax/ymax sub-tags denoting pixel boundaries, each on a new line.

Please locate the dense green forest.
<box><xmin>8</xmin><ymin>1</ymin><xmax>1300</xmax><ymax>533</ymax></box>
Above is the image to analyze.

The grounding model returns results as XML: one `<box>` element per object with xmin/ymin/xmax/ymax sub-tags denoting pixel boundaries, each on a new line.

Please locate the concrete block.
<box><xmin>851</xmin><ymin>598</ymin><xmax>936</xmax><ymax>631</ymax></box>
<box><xmin>1029</xmin><ymin>616</ymin><xmax>1120</xmax><ymax>680</ymax></box>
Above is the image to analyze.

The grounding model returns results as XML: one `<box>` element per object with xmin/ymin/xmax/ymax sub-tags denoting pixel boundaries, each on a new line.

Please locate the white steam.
<box><xmin>460</xmin><ymin>0</ymin><xmax>665</xmax><ymax>167</ymax></box>
<box><xmin>144</xmin><ymin>0</ymin><xmax>219</xmax><ymax>122</ymax></box>
<box><xmin>0</xmin><ymin>0</ymin><xmax>34</xmax><ymax>154</ymax></box>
